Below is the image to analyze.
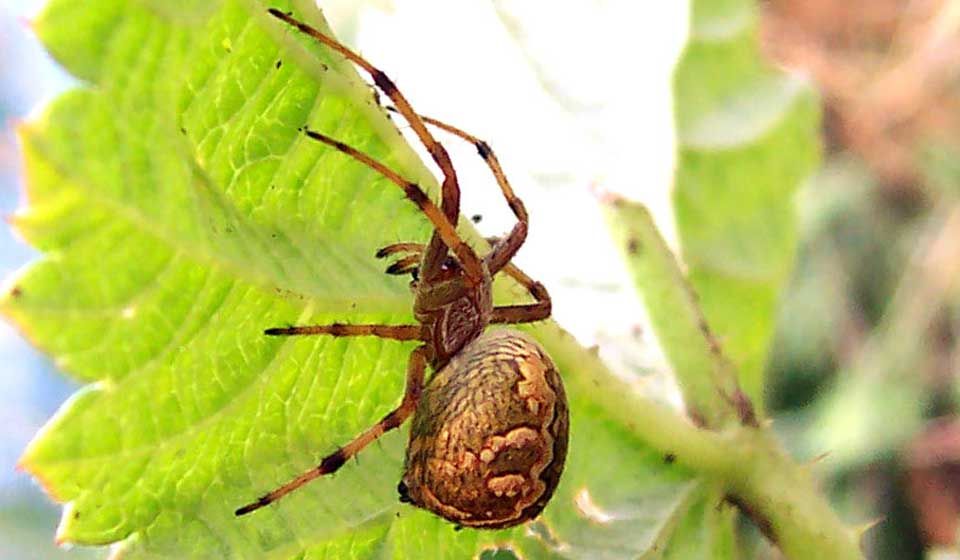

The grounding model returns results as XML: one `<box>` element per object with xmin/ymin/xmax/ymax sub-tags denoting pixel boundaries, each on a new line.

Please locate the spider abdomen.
<box><xmin>400</xmin><ymin>329</ymin><xmax>568</xmax><ymax>529</ymax></box>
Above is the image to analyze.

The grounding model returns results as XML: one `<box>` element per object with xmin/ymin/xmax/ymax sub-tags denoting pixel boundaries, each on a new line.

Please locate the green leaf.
<box><xmin>7</xmin><ymin>0</ymin><xmax>734</xmax><ymax>557</ymax></box>
<box><xmin>670</xmin><ymin>0</ymin><xmax>821</xmax><ymax>406</ymax></box>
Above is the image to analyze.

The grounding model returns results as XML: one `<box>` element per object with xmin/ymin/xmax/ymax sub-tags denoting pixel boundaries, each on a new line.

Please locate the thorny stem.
<box><xmin>603</xmin><ymin>199</ymin><xmax>751</xmax><ymax>429</ymax></box>
<box><xmin>533</xmin><ymin>322</ymin><xmax>862</xmax><ymax>559</ymax></box>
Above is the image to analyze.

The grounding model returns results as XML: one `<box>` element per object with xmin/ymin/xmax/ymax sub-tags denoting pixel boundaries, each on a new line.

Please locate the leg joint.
<box><xmin>371</xmin><ymin>70</ymin><xmax>397</xmax><ymax>95</ymax></box>
<box><xmin>320</xmin><ymin>449</ymin><xmax>347</xmax><ymax>473</ymax></box>
<box><xmin>476</xmin><ymin>140</ymin><xmax>493</xmax><ymax>159</ymax></box>
<box><xmin>405</xmin><ymin>184</ymin><xmax>430</xmax><ymax>206</ymax></box>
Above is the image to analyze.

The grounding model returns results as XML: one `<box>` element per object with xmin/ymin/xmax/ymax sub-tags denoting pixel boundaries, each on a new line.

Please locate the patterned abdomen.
<box><xmin>400</xmin><ymin>329</ymin><xmax>568</xmax><ymax>529</ymax></box>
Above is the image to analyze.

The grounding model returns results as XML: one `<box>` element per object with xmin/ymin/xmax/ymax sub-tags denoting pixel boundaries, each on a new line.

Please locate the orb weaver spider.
<box><xmin>235</xmin><ymin>9</ymin><xmax>568</xmax><ymax>529</ymax></box>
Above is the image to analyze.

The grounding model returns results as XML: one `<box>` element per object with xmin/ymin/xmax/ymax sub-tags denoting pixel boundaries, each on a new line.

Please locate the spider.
<box><xmin>235</xmin><ymin>9</ymin><xmax>569</xmax><ymax>529</ymax></box>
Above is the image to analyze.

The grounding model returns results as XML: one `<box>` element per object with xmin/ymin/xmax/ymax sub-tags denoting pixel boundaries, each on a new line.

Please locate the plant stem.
<box><xmin>536</xmin><ymin>322</ymin><xmax>862</xmax><ymax>559</ymax></box>
<box><xmin>604</xmin><ymin>201</ymin><xmax>745</xmax><ymax>429</ymax></box>
<box><xmin>722</xmin><ymin>428</ymin><xmax>862</xmax><ymax>558</ymax></box>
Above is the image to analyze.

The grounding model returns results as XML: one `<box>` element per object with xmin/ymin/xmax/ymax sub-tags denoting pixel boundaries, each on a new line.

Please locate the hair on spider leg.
<box><xmin>240</xmin><ymin>9</ymin><xmax>567</xmax><ymax>530</ymax></box>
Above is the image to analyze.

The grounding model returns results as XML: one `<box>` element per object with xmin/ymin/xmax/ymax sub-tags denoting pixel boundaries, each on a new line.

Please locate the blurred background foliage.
<box><xmin>761</xmin><ymin>0</ymin><xmax>960</xmax><ymax>557</ymax></box>
<box><xmin>1</xmin><ymin>0</ymin><xmax>960</xmax><ymax>558</ymax></box>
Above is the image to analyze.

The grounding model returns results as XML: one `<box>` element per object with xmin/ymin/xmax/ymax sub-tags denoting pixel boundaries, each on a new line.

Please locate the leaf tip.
<box><xmin>54</xmin><ymin>502</ymin><xmax>80</xmax><ymax>547</ymax></box>
<box><xmin>15</xmin><ymin>14</ymin><xmax>36</xmax><ymax>34</ymax></box>
<box><xmin>586</xmin><ymin>181</ymin><xmax>624</xmax><ymax>206</ymax></box>
<box><xmin>17</xmin><ymin>453</ymin><xmax>66</xmax><ymax>503</ymax></box>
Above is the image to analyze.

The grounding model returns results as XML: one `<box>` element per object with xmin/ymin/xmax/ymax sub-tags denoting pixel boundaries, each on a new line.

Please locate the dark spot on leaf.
<box><xmin>479</xmin><ymin>546</ymin><xmax>520</xmax><ymax>560</ymax></box>
<box><xmin>275</xmin><ymin>59</ymin><xmax>282</xmax><ymax>69</ymax></box>
<box><xmin>626</xmin><ymin>237</ymin><xmax>640</xmax><ymax>255</ymax></box>
<box><xmin>664</xmin><ymin>453</ymin><xmax>676</xmax><ymax>464</ymax></box>
<box><xmin>9</xmin><ymin>285</ymin><xmax>22</xmax><ymax>298</ymax></box>
<box><xmin>73</xmin><ymin>510</ymin><xmax>80</xmax><ymax>519</ymax></box>
<box><xmin>179</xmin><ymin>127</ymin><xmax>187</xmax><ymax>135</ymax></box>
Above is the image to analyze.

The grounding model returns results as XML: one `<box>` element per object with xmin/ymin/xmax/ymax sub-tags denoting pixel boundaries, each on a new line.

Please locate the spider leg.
<box><xmin>384</xmin><ymin>254</ymin><xmax>421</xmax><ymax>276</ymax></box>
<box><xmin>265</xmin><ymin>324</ymin><xmax>424</xmax><ymax>339</ymax></box>
<box><xmin>490</xmin><ymin>263</ymin><xmax>551</xmax><ymax>324</ymax></box>
<box><xmin>268</xmin><ymin>9</ymin><xmax>461</xmax><ymax>282</ymax></box>
<box><xmin>375</xmin><ymin>242</ymin><xmax>426</xmax><ymax>259</ymax></box>
<box><xmin>235</xmin><ymin>346</ymin><xmax>428</xmax><ymax>516</ymax></box>
<box><xmin>387</xmin><ymin>107</ymin><xmax>528</xmax><ymax>275</ymax></box>
<box><xmin>376</xmin><ymin>243</ymin><xmax>425</xmax><ymax>276</ymax></box>
<box><xmin>301</xmin><ymin>128</ymin><xmax>485</xmax><ymax>285</ymax></box>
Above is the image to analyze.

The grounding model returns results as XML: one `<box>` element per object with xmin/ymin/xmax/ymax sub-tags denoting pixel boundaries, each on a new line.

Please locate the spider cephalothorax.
<box><xmin>414</xmin><ymin>261</ymin><xmax>494</xmax><ymax>367</ymax></box>
<box><xmin>235</xmin><ymin>8</ymin><xmax>567</xmax><ymax>529</ymax></box>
